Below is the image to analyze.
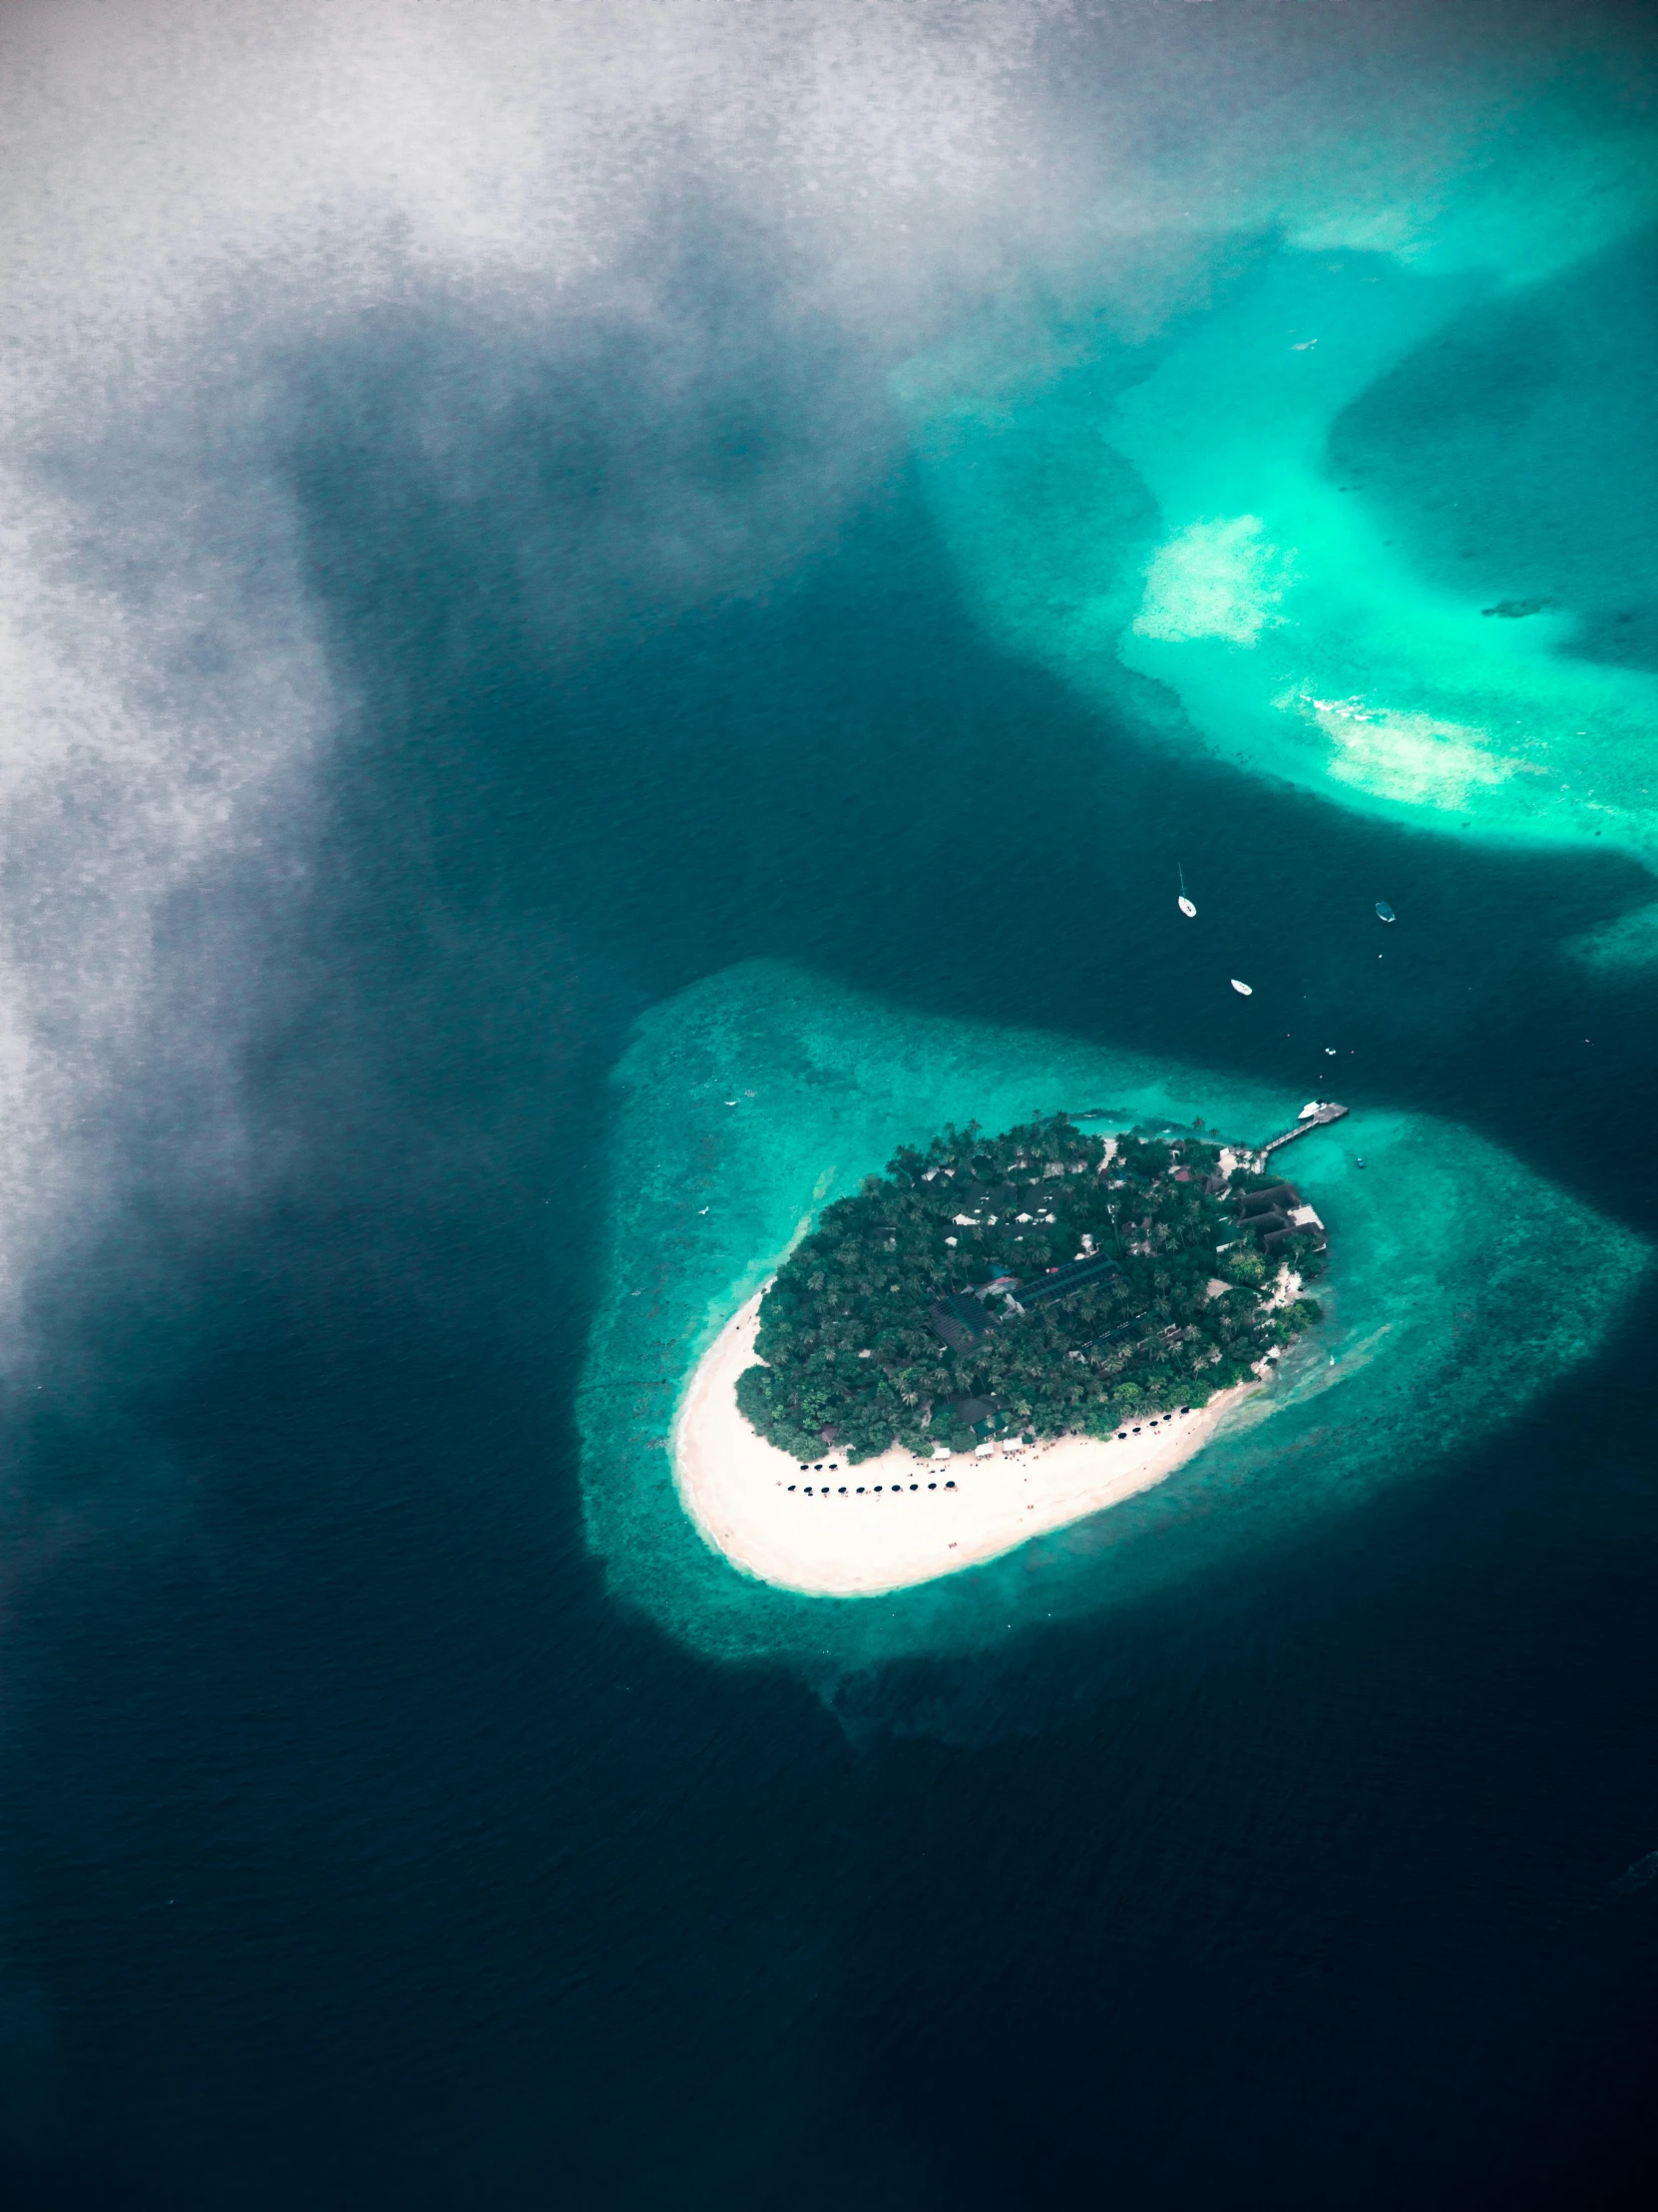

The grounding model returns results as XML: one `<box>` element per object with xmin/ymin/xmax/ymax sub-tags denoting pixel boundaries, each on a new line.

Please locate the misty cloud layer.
<box><xmin>0</xmin><ymin>0</ymin><xmax>1649</xmax><ymax>1352</ymax></box>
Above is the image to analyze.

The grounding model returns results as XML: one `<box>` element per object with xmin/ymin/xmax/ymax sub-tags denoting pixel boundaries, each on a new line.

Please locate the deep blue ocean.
<box><xmin>6</xmin><ymin>239</ymin><xmax>1658</xmax><ymax>2210</ymax></box>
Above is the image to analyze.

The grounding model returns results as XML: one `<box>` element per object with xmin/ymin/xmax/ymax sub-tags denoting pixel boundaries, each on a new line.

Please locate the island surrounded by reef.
<box><xmin>740</xmin><ymin>1113</ymin><xmax>1328</xmax><ymax>1462</ymax></box>
<box><xmin>672</xmin><ymin>1109</ymin><xmax>1340</xmax><ymax>1596</ymax></box>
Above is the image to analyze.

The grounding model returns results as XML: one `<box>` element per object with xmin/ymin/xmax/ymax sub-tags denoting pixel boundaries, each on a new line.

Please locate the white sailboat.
<box><xmin>1230</xmin><ymin>978</ymin><xmax>1253</xmax><ymax>996</ymax></box>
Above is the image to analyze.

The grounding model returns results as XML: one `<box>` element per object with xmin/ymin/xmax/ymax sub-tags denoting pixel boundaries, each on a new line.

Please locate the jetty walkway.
<box><xmin>1253</xmin><ymin>1101</ymin><xmax>1348</xmax><ymax>1165</ymax></box>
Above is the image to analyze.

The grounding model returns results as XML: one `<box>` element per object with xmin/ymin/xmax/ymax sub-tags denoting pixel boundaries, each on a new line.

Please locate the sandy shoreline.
<box><xmin>672</xmin><ymin>1289</ymin><xmax>1262</xmax><ymax>1597</ymax></box>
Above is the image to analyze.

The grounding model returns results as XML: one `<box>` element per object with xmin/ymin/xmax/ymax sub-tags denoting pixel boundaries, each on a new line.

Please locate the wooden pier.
<box><xmin>1253</xmin><ymin>1101</ymin><xmax>1349</xmax><ymax>1166</ymax></box>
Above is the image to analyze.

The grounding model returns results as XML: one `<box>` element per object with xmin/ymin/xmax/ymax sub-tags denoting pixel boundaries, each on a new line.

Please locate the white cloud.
<box><xmin>0</xmin><ymin>0</ymin><xmax>1090</xmax><ymax>1352</ymax></box>
<box><xmin>0</xmin><ymin>0</ymin><xmax>1645</xmax><ymax>1353</ymax></box>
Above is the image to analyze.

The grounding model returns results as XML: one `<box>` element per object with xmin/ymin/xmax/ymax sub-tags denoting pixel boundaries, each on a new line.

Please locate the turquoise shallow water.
<box><xmin>579</xmin><ymin>961</ymin><xmax>1647</xmax><ymax>1672</ymax></box>
<box><xmin>898</xmin><ymin>69</ymin><xmax>1658</xmax><ymax>886</ymax></box>
<box><xmin>17</xmin><ymin>21</ymin><xmax>1658</xmax><ymax>2207</ymax></box>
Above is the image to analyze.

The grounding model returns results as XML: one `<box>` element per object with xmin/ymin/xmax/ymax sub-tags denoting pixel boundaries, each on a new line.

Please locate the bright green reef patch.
<box><xmin>741</xmin><ymin>1119</ymin><xmax>1325</xmax><ymax>1465</ymax></box>
<box><xmin>576</xmin><ymin>963</ymin><xmax>1647</xmax><ymax>1675</ymax></box>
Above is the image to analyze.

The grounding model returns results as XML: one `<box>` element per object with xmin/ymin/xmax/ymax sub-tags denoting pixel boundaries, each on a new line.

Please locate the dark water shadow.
<box><xmin>6</xmin><ymin>255</ymin><xmax>1658</xmax><ymax>2208</ymax></box>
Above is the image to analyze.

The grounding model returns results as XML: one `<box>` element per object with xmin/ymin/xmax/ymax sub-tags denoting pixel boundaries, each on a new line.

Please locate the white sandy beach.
<box><xmin>672</xmin><ymin>1289</ymin><xmax>1263</xmax><ymax>1597</ymax></box>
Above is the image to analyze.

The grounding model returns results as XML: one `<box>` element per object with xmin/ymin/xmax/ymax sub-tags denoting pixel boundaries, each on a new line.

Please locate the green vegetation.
<box><xmin>736</xmin><ymin>1115</ymin><xmax>1327</xmax><ymax>1464</ymax></box>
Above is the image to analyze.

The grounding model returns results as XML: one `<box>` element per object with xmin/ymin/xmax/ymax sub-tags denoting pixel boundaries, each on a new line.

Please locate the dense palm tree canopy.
<box><xmin>737</xmin><ymin>1116</ymin><xmax>1327</xmax><ymax>1464</ymax></box>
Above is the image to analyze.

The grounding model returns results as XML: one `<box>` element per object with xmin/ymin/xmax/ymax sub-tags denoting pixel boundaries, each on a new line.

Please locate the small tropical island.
<box><xmin>672</xmin><ymin>1107</ymin><xmax>1341</xmax><ymax>1596</ymax></box>
<box><xmin>737</xmin><ymin>1113</ymin><xmax>1327</xmax><ymax>1462</ymax></box>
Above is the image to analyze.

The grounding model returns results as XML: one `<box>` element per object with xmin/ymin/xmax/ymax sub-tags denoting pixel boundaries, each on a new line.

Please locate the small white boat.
<box><xmin>1230</xmin><ymin>978</ymin><xmax>1253</xmax><ymax>996</ymax></box>
<box><xmin>1177</xmin><ymin>863</ymin><xmax>1196</xmax><ymax>919</ymax></box>
<box><xmin>1375</xmin><ymin>900</ymin><xmax>1396</xmax><ymax>924</ymax></box>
